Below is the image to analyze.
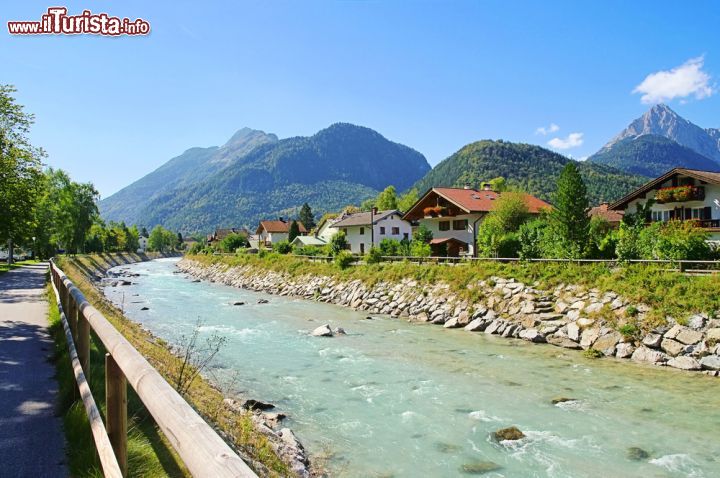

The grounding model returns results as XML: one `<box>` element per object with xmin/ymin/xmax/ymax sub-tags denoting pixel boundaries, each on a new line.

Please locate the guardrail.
<box><xmin>49</xmin><ymin>260</ymin><xmax>257</xmax><ymax>478</ymax></box>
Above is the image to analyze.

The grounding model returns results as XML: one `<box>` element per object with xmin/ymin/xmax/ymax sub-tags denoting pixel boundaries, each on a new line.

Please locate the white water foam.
<box><xmin>650</xmin><ymin>454</ymin><xmax>705</xmax><ymax>478</ymax></box>
<box><xmin>468</xmin><ymin>410</ymin><xmax>503</xmax><ymax>422</ymax></box>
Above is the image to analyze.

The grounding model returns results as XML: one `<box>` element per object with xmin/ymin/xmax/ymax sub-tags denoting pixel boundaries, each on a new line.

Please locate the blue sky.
<box><xmin>2</xmin><ymin>0</ymin><xmax>719</xmax><ymax>197</ymax></box>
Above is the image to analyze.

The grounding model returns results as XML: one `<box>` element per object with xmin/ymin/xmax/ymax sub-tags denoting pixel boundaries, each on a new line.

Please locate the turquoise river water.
<box><xmin>103</xmin><ymin>258</ymin><xmax>719</xmax><ymax>478</ymax></box>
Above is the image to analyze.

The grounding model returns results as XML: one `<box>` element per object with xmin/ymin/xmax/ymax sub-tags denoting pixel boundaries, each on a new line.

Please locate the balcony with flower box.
<box><xmin>654</xmin><ymin>185</ymin><xmax>705</xmax><ymax>204</ymax></box>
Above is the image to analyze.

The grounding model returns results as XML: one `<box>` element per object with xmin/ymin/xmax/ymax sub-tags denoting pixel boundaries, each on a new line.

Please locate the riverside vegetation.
<box><xmin>52</xmin><ymin>253</ymin><xmax>304</xmax><ymax>477</ymax></box>
<box><xmin>181</xmin><ymin>253</ymin><xmax>720</xmax><ymax>375</ymax></box>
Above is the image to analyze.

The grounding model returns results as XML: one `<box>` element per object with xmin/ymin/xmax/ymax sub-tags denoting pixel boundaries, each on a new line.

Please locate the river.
<box><xmin>102</xmin><ymin>258</ymin><xmax>719</xmax><ymax>478</ymax></box>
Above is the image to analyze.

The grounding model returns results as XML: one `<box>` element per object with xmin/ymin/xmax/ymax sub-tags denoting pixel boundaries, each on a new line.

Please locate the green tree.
<box><xmin>375</xmin><ymin>185</ymin><xmax>398</xmax><ymax>210</ymax></box>
<box><xmin>398</xmin><ymin>188</ymin><xmax>419</xmax><ymax>212</ymax></box>
<box><xmin>148</xmin><ymin>225</ymin><xmax>176</xmax><ymax>252</ymax></box>
<box><xmin>218</xmin><ymin>233</ymin><xmax>247</xmax><ymax>252</ymax></box>
<box><xmin>482</xmin><ymin>176</ymin><xmax>507</xmax><ymax>192</ymax></box>
<box><xmin>328</xmin><ymin>230</ymin><xmax>349</xmax><ymax>255</ymax></box>
<box><xmin>476</xmin><ymin>192</ymin><xmax>530</xmax><ymax>257</ymax></box>
<box><xmin>414</xmin><ymin>223</ymin><xmax>433</xmax><ymax>243</ymax></box>
<box><xmin>0</xmin><ymin>85</ymin><xmax>45</xmax><ymax>262</ymax></box>
<box><xmin>298</xmin><ymin>203</ymin><xmax>316</xmax><ymax>231</ymax></box>
<box><xmin>548</xmin><ymin>163</ymin><xmax>589</xmax><ymax>258</ymax></box>
<box><xmin>518</xmin><ymin>218</ymin><xmax>549</xmax><ymax>259</ymax></box>
<box><xmin>288</xmin><ymin>220</ymin><xmax>301</xmax><ymax>243</ymax></box>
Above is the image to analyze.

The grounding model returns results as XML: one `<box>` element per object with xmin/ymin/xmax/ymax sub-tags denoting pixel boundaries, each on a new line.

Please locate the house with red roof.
<box><xmin>255</xmin><ymin>218</ymin><xmax>307</xmax><ymax>247</ymax></box>
<box><xmin>608</xmin><ymin>168</ymin><xmax>720</xmax><ymax>241</ymax></box>
<box><xmin>403</xmin><ymin>186</ymin><xmax>552</xmax><ymax>257</ymax></box>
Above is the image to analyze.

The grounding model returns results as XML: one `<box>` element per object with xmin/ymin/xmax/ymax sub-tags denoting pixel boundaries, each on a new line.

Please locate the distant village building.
<box><xmin>609</xmin><ymin>168</ymin><xmax>720</xmax><ymax>241</ymax></box>
<box><xmin>290</xmin><ymin>235</ymin><xmax>327</xmax><ymax>248</ymax></box>
<box><xmin>331</xmin><ymin>209</ymin><xmax>411</xmax><ymax>254</ymax></box>
<box><xmin>207</xmin><ymin>227</ymin><xmax>248</xmax><ymax>245</ymax></box>
<box><xmin>137</xmin><ymin>236</ymin><xmax>148</xmax><ymax>253</ymax></box>
<box><xmin>256</xmin><ymin>219</ymin><xmax>307</xmax><ymax>247</ymax></box>
<box><xmin>588</xmin><ymin>203</ymin><xmax>624</xmax><ymax>227</ymax></box>
<box><xmin>403</xmin><ymin>186</ymin><xmax>551</xmax><ymax>257</ymax></box>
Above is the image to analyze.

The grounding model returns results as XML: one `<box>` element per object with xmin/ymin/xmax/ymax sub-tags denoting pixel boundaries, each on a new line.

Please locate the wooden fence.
<box><xmin>49</xmin><ymin>260</ymin><xmax>257</xmax><ymax>478</ymax></box>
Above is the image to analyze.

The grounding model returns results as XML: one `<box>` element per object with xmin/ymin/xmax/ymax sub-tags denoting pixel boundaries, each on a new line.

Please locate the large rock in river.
<box><xmin>311</xmin><ymin>324</ymin><xmax>333</xmax><ymax>337</ymax></box>
<box><xmin>492</xmin><ymin>426</ymin><xmax>525</xmax><ymax>441</ymax></box>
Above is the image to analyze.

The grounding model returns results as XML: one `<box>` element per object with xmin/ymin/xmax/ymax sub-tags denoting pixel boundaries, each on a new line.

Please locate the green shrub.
<box><xmin>583</xmin><ymin>348</ymin><xmax>604</xmax><ymax>359</ymax></box>
<box><xmin>329</xmin><ymin>231</ymin><xmax>349</xmax><ymax>256</ymax></box>
<box><xmin>218</xmin><ymin>233</ymin><xmax>248</xmax><ymax>253</ymax></box>
<box><xmin>335</xmin><ymin>250</ymin><xmax>355</xmax><ymax>269</ymax></box>
<box><xmin>273</xmin><ymin>240</ymin><xmax>292</xmax><ymax>254</ymax></box>
<box><xmin>409</xmin><ymin>240</ymin><xmax>432</xmax><ymax>257</ymax></box>
<box><xmin>618</xmin><ymin>323</ymin><xmax>639</xmax><ymax>340</ymax></box>
<box><xmin>293</xmin><ymin>245</ymin><xmax>326</xmax><ymax>256</ymax></box>
<box><xmin>366</xmin><ymin>247</ymin><xmax>383</xmax><ymax>264</ymax></box>
<box><xmin>625</xmin><ymin>305</ymin><xmax>639</xmax><ymax>317</ymax></box>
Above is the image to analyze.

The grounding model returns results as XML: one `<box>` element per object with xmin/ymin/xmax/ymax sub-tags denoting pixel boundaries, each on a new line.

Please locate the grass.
<box><xmin>0</xmin><ymin>259</ymin><xmax>40</xmax><ymax>274</ymax></box>
<box><xmin>191</xmin><ymin>252</ymin><xmax>720</xmax><ymax>331</ymax></box>
<box><xmin>55</xmin><ymin>255</ymin><xmax>290</xmax><ymax>477</ymax></box>
<box><xmin>46</xmin><ymin>283</ymin><xmax>190</xmax><ymax>477</ymax></box>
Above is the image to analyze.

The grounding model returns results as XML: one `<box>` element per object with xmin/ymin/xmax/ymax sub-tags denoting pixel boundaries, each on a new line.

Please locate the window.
<box><xmin>453</xmin><ymin>219</ymin><xmax>468</xmax><ymax>231</ymax></box>
<box><xmin>380</xmin><ymin>227</ymin><xmax>386</xmax><ymax>235</ymax></box>
<box><xmin>403</xmin><ymin>233</ymin><xmax>409</xmax><ymax>240</ymax></box>
<box><xmin>360</xmin><ymin>243</ymin><xmax>365</xmax><ymax>254</ymax></box>
<box><xmin>392</xmin><ymin>226</ymin><xmax>400</xmax><ymax>235</ymax></box>
<box><xmin>439</xmin><ymin>221</ymin><xmax>450</xmax><ymax>231</ymax></box>
<box><xmin>652</xmin><ymin>210</ymin><xmax>671</xmax><ymax>222</ymax></box>
<box><xmin>691</xmin><ymin>207</ymin><xmax>703</xmax><ymax>219</ymax></box>
<box><xmin>360</xmin><ymin>227</ymin><xmax>365</xmax><ymax>235</ymax></box>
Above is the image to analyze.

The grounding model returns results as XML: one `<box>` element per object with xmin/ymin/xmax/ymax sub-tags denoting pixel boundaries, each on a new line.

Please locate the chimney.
<box><xmin>278</xmin><ymin>216</ymin><xmax>284</xmax><ymax>222</ymax></box>
<box><xmin>371</xmin><ymin>207</ymin><xmax>378</xmax><ymax>215</ymax></box>
<box><xmin>463</xmin><ymin>184</ymin><xmax>471</xmax><ymax>190</ymax></box>
<box><xmin>483</xmin><ymin>183</ymin><xmax>492</xmax><ymax>191</ymax></box>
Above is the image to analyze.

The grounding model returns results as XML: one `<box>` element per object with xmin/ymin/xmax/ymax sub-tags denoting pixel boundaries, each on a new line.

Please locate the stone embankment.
<box><xmin>179</xmin><ymin>259</ymin><xmax>720</xmax><ymax>376</ymax></box>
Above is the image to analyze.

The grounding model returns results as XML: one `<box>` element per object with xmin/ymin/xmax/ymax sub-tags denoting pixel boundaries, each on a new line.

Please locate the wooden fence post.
<box><xmin>68</xmin><ymin>295</ymin><xmax>79</xmax><ymax>341</ymax></box>
<box><xmin>77</xmin><ymin>314</ymin><xmax>90</xmax><ymax>377</ymax></box>
<box><xmin>105</xmin><ymin>353</ymin><xmax>128</xmax><ymax>477</ymax></box>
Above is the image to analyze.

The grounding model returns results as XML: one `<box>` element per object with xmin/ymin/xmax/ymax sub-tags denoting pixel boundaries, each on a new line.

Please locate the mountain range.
<box><xmin>100</xmin><ymin>104</ymin><xmax>720</xmax><ymax>233</ymax></box>
<box><xmin>100</xmin><ymin>124</ymin><xmax>431</xmax><ymax>232</ymax></box>
<box><xmin>588</xmin><ymin>104</ymin><xmax>720</xmax><ymax>176</ymax></box>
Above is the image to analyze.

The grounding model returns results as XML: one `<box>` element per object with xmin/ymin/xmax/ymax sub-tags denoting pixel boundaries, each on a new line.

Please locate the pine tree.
<box><xmin>549</xmin><ymin>163</ymin><xmax>589</xmax><ymax>258</ymax></box>
<box><xmin>288</xmin><ymin>220</ymin><xmax>301</xmax><ymax>243</ymax></box>
<box><xmin>298</xmin><ymin>203</ymin><xmax>316</xmax><ymax>231</ymax></box>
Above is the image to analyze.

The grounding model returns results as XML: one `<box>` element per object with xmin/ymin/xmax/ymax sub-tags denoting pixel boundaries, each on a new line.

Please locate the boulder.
<box><xmin>641</xmin><ymin>333</ymin><xmax>663</xmax><ymax>349</ymax></box>
<box><xmin>493</xmin><ymin>426</ymin><xmax>525</xmax><ymax>441</ymax></box>
<box><xmin>242</xmin><ymin>399</ymin><xmax>275</xmax><ymax>411</ymax></box>
<box><xmin>311</xmin><ymin>324</ymin><xmax>333</xmax><ymax>337</ymax></box>
<box><xmin>460</xmin><ymin>462</ymin><xmax>501</xmax><ymax>475</ymax></box>
<box><xmin>443</xmin><ymin>317</ymin><xmax>461</xmax><ymax>328</ymax></box>
<box><xmin>257</xmin><ymin>299</ymin><xmax>269</xmax><ymax>304</ymax></box>
<box><xmin>584</xmin><ymin>302</ymin><xmax>603</xmax><ymax>314</ymax></box>
<box><xmin>484</xmin><ymin>320</ymin><xmax>504</xmax><ymax>335</ymax></box>
<box><xmin>140</xmin><ymin>306</ymin><xmax>149</xmax><ymax>311</ymax></box>
<box><xmin>593</xmin><ymin>332</ymin><xmax>622</xmax><ymax>356</ymax></box>
<box><xmin>233</xmin><ymin>301</ymin><xmax>245</xmax><ymax>306</ymax></box>
<box><xmin>580</xmin><ymin>328</ymin><xmax>600</xmax><ymax>349</ymax></box>
<box><xmin>660</xmin><ymin>339</ymin><xmax>685</xmax><ymax>357</ymax></box>
<box><xmin>457</xmin><ymin>310</ymin><xmax>471</xmax><ymax>326</ymax></box>
<box><xmin>706</xmin><ymin>328</ymin><xmax>720</xmax><ymax>342</ymax></box>
<box><xmin>551</xmin><ymin>397</ymin><xmax>577</xmax><ymax>405</ymax></box>
<box><xmin>567</xmin><ymin>322</ymin><xmax>580</xmax><ymax>341</ymax></box>
<box><xmin>631</xmin><ymin>346</ymin><xmax>667</xmax><ymax>364</ymax></box>
<box><xmin>687</xmin><ymin>314</ymin><xmax>706</xmax><ymax>330</ymax></box>
<box><xmin>546</xmin><ymin>334</ymin><xmax>581</xmax><ymax>349</ymax></box>
<box><xmin>627</xmin><ymin>447</ymin><xmax>650</xmax><ymax>461</ymax></box>
<box><xmin>615</xmin><ymin>343</ymin><xmax>635</xmax><ymax>359</ymax></box>
<box><xmin>577</xmin><ymin>317</ymin><xmax>596</xmax><ymax>329</ymax></box>
<box><xmin>464</xmin><ymin>318</ymin><xmax>489</xmax><ymax>332</ymax></box>
<box><xmin>699</xmin><ymin>355</ymin><xmax>720</xmax><ymax>371</ymax></box>
<box><xmin>675</xmin><ymin>328</ymin><xmax>703</xmax><ymax>345</ymax></box>
<box><xmin>663</xmin><ymin>324</ymin><xmax>684</xmax><ymax>340</ymax></box>
<box><xmin>667</xmin><ymin>356</ymin><xmax>701</xmax><ymax>371</ymax></box>
<box><xmin>333</xmin><ymin>327</ymin><xmax>347</xmax><ymax>335</ymax></box>
<box><xmin>519</xmin><ymin>328</ymin><xmax>546</xmax><ymax>343</ymax></box>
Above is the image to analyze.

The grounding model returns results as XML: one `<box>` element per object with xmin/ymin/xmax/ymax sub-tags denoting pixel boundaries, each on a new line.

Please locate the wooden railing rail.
<box><xmin>50</xmin><ymin>260</ymin><xmax>257</xmax><ymax>478</ymax></box>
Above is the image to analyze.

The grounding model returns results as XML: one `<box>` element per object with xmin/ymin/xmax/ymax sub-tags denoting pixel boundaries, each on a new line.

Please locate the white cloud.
<box><xmin>535</xmin><ymin>123</ymin><xmax>560</xmax><ymax>135</ymax></box>
<box><xmin>548</xmin><ymin>132</ymin><xmax>584</xmax><ymax>150</ymax></box>
<box><xmin>633</xmin><ymin>56</ymin><xmax>714</xmax><ymax>104</ymax></box>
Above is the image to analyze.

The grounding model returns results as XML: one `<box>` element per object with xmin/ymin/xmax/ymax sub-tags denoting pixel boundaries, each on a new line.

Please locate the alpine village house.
<box><xmin>256</xmin><ymin>219</ymin><xmax>307</xmax><ymax>247</ymax></box>
<box><xmin>402</xmin><ymin>186</ymin><xmax>552</xmax><ymax>256</ymax></box>
<box><xmin>609</xmin><ymin>168</ymin><xmax>720</xmax><ymax>241</ymax></box>
<box><xmin>316</xmin><ymin>209</ymin><xmax>412</xmax><ymax>254</ymax></box>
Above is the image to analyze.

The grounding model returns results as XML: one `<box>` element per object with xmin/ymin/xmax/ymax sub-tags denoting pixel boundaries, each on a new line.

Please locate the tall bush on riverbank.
<box><xmin>546</xmin><ymin>163</ymin><xmax>590</xmax><ymax>259</ymax></box>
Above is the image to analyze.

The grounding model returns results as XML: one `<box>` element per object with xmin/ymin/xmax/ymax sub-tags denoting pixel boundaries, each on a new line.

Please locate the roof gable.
<box><xmin>256</xmin><ymin>220</ymin><xmax>307</xmax><ymax>234</ymax></box>
<box><xmin>332</xmin><ymin>210</ymin><xmax>401</xmax><ymax>227</ymax></box>
<box><xmin>403</xmin><ymin>187</ymin><xmax>552</xmax><ymax>221</ymax></box>
<box><xmin>609</xmin><ymin>168</ymin><xmax>720</xmax><ymax>210</ymax></box>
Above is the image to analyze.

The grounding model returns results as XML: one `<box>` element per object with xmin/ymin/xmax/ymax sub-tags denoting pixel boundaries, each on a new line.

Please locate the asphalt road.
<box><xmin>0</xmin><ymin>263</ymin><xmax>67</xmax><ymax>477</ymax></box>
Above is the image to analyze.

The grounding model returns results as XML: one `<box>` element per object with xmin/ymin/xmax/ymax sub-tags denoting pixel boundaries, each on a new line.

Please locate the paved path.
<box><xmin>0</xmin><ymin>263</ymin><xmax>67</xmax><ymax>477</ymax></box>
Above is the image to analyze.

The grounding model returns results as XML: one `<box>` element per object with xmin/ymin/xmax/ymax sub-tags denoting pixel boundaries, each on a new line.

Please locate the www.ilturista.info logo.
<box><xmin>7</xmin><ymin>7</ymin><xmax>150</xmax><ymax>36</ymax></box>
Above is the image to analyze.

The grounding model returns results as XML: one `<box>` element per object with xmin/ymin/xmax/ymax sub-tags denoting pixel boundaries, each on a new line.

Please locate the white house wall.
<box><xmin>338</xmin><ymin>214</ymin><xmax>413</xmax><ymax>253</ymax></box>
<box><xmin>417</xmin><ymin>213</ymin><xmax>484</xmax><ymax>255</ymax></box>
<box><xmin>626</xmin><ymin>182</ymin><xmax>720</xmax><ymax>222</ymax></box>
